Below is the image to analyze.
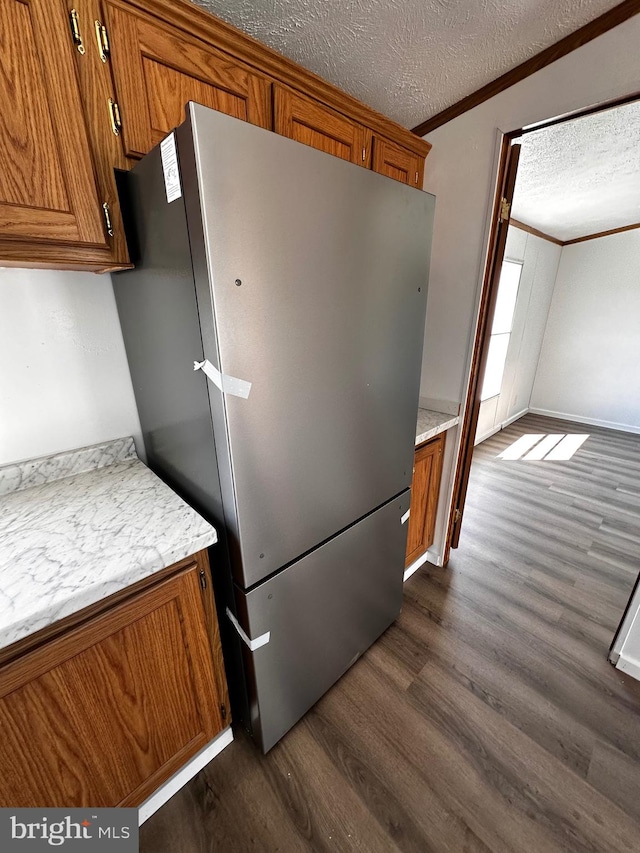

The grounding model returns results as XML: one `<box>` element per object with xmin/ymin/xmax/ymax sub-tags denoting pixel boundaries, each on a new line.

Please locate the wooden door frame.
<box><xmin>443</xmin><ymin>89</ymin><xmax>640</xmax><ymax>565</ymax></box>
<box><xmin>442</xmin><ymin>134</ymin><xmax>519</xmax><ymax>564</ymax></box>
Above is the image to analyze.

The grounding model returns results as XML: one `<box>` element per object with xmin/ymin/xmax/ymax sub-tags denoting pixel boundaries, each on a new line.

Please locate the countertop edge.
<box><xmin>415</xmin><ymin>412</ymin><xmax>460</xmax><ymax>446</ymax></box>
<box><xmin>0</xmin><ymin>530</ymin><xmax>218</xmax><ymax>653</ymax></box>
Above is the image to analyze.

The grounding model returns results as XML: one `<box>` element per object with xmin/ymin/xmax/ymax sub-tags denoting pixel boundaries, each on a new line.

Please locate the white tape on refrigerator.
<box><xmin>226</xmin><ymin>607</ymin><xmax>270</xmax><ymax>651</ymax></box>
<box><xmin>194</xmin><ymin>359</ymin><xmax>252</xmax><ymax>399</ymax></box>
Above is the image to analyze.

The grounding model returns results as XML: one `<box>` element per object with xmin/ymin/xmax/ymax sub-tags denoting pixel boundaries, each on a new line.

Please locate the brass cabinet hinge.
<box><xmin>499</xmin><ymin>197</ymin><xmax>511</xmax><ymax>223</ymax></box>
<box><xmin>199</xmin><ymin>568</ymin><xmax>207</xmax><ymax>590</ymax></box>
<box><xmin>362</xmin><ymin>147</ymin><xmax>366</xmax><ymax>162</ymax></box>
<box><xmin>69</xmin><ymin>9</ymin><xmax>85</xmax><ymax>54</ymax></box>
<box><xmin>415</xmin><ymin>170</ymin><xmax>419</xmax><ymax>184</ymax></box>
<box><xmin>102</xmin><ymin>202</ymin><xmax>114</xmax><ymax>237</ymax></box>
<box><xmin>94</xmin><ymin>19</ymin><xmax>110</xmax><ymax>62</ymax></box>
<box><xmin>108</xmin><ymin>98</ymin><xmax>122</xmax><ymax>136</ymax></box>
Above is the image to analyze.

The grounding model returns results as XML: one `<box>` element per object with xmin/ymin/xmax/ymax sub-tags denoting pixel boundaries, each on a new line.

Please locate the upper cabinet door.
<box><xmin>372</xmin><ymin>135</ymin><xmax>427</xmax><ymax>188</ymax></box>
<box><xmin>0</xmin><ymin>0</ymin><xmax>106</xmax><ymax>247</ymax></box>
<box><xmin>274</xmin><ymin>86</ymin><xmax>372</xmax><ymax>167</ymax></box>
<box><xmin>103</xmin><ymin>3</ymin><xmax>272</xmax><ymax>159</ymax></box>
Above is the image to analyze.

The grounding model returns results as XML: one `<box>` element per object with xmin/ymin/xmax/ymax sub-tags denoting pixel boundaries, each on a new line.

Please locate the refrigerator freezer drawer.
<box><xmin>233</xmin><ymin>491</ymin><xmax>410</xmax><ymax>752</ymax></box>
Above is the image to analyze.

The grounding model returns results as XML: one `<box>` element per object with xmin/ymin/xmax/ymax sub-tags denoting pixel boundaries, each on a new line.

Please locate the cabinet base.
<box><xmin>138</xmin><ymin>726</ymin><xmax>233</xmax><ymax>824</ymax></box>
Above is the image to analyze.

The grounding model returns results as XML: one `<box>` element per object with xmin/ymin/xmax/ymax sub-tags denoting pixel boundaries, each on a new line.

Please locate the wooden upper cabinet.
<box><xmin>103</xmin><ymin>2</ymin><xmax>272</xmax><ymax>159</ymax></box>
<box><xmin>372</xmin><ymin>135</ymin><xmax>429</xmax><ymax>188</ymax></box>
<box><xmin>0</xmin><ymin>0</ymin><xmax>430</xmax><ymax>270</ymax></box>
<box><xmin>274</xmin><ymin>85</ymin><xmax>372</xmax><ymax>167</ymax></box>
<box><xmin>0</xmin><ymin>0</ymin><xmax>107</xmax><ymax>249</ymax></box>
<box><xmin>0</xmin><ymin>557</ymin><xmax>226</xmax><ymax>808</ymax></box>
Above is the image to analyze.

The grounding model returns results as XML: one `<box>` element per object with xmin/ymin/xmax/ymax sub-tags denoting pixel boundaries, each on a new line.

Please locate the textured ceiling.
<box><xmin>512</xmin><ymin>101</ymin><xmax>640</xmax><ymax>241</ymax></box>
<box><xmin>192</xmin><ymin>0</ymin><xmax>622</xmax><ymax>128</ymax></box>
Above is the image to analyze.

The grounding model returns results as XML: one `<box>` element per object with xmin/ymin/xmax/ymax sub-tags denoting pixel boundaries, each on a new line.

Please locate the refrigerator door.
<box><xmin>232</xmin><ymin>491</ymin><xmax>410</xmax><ymax>752</ymax></box>
<box><xmin>181</xmin><ymin>104</ymin><xmax>434</xmax><ymax>588</ymax></box>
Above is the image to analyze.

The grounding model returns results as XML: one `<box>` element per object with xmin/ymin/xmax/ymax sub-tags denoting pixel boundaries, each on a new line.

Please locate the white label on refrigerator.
<box><xmin>160</xmin><ymin>133</ymin><xmax>182</xmax><ymax>203</ymax></box>
<box><xmin>194</xmin><ymin>359</ymin><xmax>252</xmax><ymax>399</ymax></box>
<box><xmin>226</xmin><ymin>607</ymin><xmax>270</xmax><ymax>651</ymax></box>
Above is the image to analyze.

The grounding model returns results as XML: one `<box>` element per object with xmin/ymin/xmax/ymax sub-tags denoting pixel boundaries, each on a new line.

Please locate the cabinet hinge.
<box><xmin>220</xmin><ymin>703</ymin><xmax>227</xmax><ymax>721</ymax></box>
<box><xmin>108</xmin><ymin>98</ymin><xmax>122</xmax><ymax>136</ymax></box>
<box><xmin>94</xmin><ymin>19</ymin><xmax>110</xmax><ymax>62</ymax></box>
<box><xmin>415</xmin><ymin>170</ymin><xmax>419</xmax><ymax>184</ymax></box>
<box><xmin>362</xmin><ymin>147</ymin><xmax>366</xmax><ymax>162</ymax></box>
<box><xmin>102</xmin><ymin>202</ymin><xmax>114</xmax><ymax>237</ymax></box>
<box><xmin>499</xmin><ymin>197</ymin><xmax>511</xmax><ymax>223</ymax></box>
<box><xmin>199</xmin><ymin>568</ymin><xmax>207</xmax><ymax>590</ymax></box>
<box><xmin>69</xmin><ymin>9</ymin><xmax>85</xmax><ymax>54</ymax></box>
<box><xmin>453</xmin><ymin>508</ymin><xmax>462</xmax><ymax>523</ymax></box>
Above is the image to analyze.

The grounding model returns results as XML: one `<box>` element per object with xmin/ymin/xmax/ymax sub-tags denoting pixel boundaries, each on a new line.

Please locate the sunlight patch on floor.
<box><xmin>498</xmin><ymin>433</ymin><xmax>589</xmax><ymax>461</ymax></box>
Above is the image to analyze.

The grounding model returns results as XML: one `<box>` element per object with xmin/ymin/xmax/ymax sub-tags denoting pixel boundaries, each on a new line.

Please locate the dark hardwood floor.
<box><xmin>141</xmin><ymin>413</ymin><xmax>640</xmax><ymax>852</ymax></box>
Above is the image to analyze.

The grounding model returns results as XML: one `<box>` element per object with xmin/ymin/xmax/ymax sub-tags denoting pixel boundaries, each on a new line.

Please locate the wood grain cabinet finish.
<box><xmin>103</xmin><ymin>2</ymin><xmax>272</xmax><ymax>160</ymax></box>
<box><xmin>372</xmin><ymin>135</ymin><xmax>429</xmax><ymax>187</ymax></box>
<box><xmin>405</xmin><ymin>433</ymin><xmax>445</xmax><ymax>567</ymax></box>
<box><xmin>0</xmin><ymin>0</ymin><xmax>109</xmax><ymax>262</ymax></box>
<box><xmin>63</xmin><ymin>0</ymin><xmax>132</xmax><ymax>268</ymax></box>
<box><xmin>0</xmin><ymin>0</ymin><xmax>430</xmax><ymax>271</ymax></box>
<box><xmin>274</xmin><ymin>85</ymin><xmax>372</xmax><ymax>167</ymax></box>
<box><xmin>0</xmin><ymin>552</ymin><xmax>228</xmax><ymax>808</ymax></box>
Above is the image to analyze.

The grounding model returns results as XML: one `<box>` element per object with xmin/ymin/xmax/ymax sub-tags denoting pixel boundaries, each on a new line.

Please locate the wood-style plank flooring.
<box><xmin>141</xmin><ymin>414</ymin><xmax>640</xmax><ymax>852</ymax></box>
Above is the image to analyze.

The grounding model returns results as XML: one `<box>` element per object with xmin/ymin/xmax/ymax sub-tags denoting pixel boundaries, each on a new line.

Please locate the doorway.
<box><xmin>447</xmin><ymin>93</ymin><xmax>640</xmax><ymax>561</ymax></box>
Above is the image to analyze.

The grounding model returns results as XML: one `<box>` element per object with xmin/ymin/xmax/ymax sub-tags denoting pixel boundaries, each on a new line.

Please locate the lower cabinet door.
<box><xmin>234</xmin><ymin>491</ymin><xmax>410</xmax><ymax>753</ymax></box>
<box><xmin>0</xmin><ymin>559</ymin><xmax>224</xmax><ymax>808</ymax></box>
<box><xmin>405</xmin><ymin>433</ymin><xmax>445</xmax><ymax>567</ymax></box>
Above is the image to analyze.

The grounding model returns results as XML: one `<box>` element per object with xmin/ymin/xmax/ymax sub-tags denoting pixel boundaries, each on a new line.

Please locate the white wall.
<box><xmin>475</xmin><ymin>226</ymin><xmax>560</xmax><ymax>443</ymax></box>
<box><xmin>0</xmin><ymin>268</ymin><xmax>141</xmax><ymax>464</ymax></box>
<box><xmin>531</xmin><ymin>230</ymin><xmax>640</xmax><ymax>433</ymax></box>
<box><xmin>419</xmin><ymin>15</ymin><xmax>640</xmax><ymax>559</ymax></box>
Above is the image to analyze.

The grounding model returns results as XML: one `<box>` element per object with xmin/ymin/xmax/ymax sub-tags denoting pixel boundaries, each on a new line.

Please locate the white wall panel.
<box><xmin>475</xmin><ymin>228</ymin><xmax>560</xmax><ymax>444</ymax></box>
<box><xmin>531</xmin><ymin>230</ymin><xmax>640</xmax><ymax>431</ymax></box>
<box><xmin>0</xmin><ymin>269</ymin><xmax>141</xmax><ymax>464</ymax></box>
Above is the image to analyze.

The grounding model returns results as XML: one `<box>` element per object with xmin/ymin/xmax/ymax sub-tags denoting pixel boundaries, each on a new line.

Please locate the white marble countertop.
<box><xmin>0</xmin><ymin>438</ymin><xmax>217</xmax><ymax>652</ymax></box>
<box><xmin>416</xmin><ymin>408</ymin><xmax>460</xmax><ymax>445</ymax></box>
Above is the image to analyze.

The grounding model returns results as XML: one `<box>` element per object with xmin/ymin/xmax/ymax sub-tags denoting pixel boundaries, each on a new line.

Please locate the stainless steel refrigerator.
<box><xmin>114</xmin><ymin>103</ymin><xmax>435</xmax><ymax>752</ymax></box>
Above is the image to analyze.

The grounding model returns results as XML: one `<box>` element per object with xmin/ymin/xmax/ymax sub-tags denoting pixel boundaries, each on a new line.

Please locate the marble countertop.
<box><xmin>416</xmin><ymin>408</ymin><xmax>460</xmax><ymax>445</ymax></box>
<box><xmin>0</xmin><ymin>438</ymin><xmax>217</xmax><ymax>652</ymax></box>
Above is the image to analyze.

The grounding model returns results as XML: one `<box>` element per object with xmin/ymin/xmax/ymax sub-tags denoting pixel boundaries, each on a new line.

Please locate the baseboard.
<box><xmin>474</xmin><ymin>423</ymin><xmax>502</xmax><ymax>445</ymax></box>
<box><xmin>426</xmin><ymin>547</ymin><xmax>443</xmax><ymax>567</ymax></box>
<box><xmin>475</xmin><ymin>408</ymin><xmax>530</xmax><ymax>445</ymax></box>
<box><xmin>504</xmin><ymin>408</ymin><xmax>529</xmax><ymax>427</ymax></box>
<box><xmin>138</xmin><ymin>726</ymin><xmax>233</xmax><ymax>824</ymax></box>
<box><xmin>403</xmin><ymin>550</ymin><xmax>431</xmax><ymax>582</ymax></box>
<box><xmin>616</xmin><ymin>652</ymin><xmax>640</xmax><ymax>682</ymax></box>
<box><xmin>528</xmin><ymin>408</ymin><xmax>640</xmax><ymax>435</ymax></box>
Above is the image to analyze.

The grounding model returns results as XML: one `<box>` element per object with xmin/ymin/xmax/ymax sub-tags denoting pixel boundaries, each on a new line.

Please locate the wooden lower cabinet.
<box><xmin>405</xmin><ymin>433</ymin><xmax>445</xmax><ymax>567</ymax></box>
<box><xmin>0</xmin><ymin>551</ymin><xmax>228</xmax><ymax>808</ymax></box>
